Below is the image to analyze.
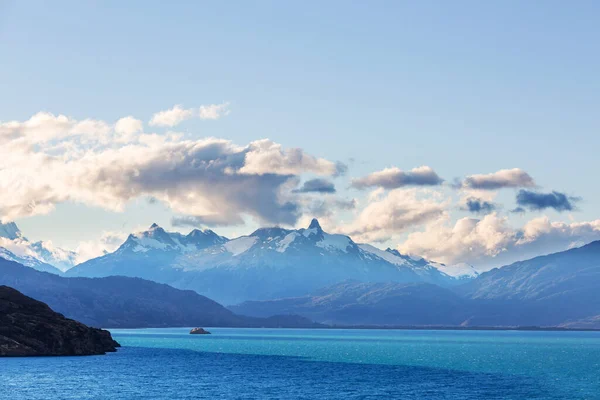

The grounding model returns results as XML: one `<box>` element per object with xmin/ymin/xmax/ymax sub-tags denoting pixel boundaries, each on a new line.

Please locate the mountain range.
<box><xmin>65</xmin><ymin>219</ymin><xmax>474</xmax><ymax>304</ymax></box>
<box><xmin>1</xmin><ymin>220</ymin><xmax>599</xmax><ymax>328</ymax></box>
<box><xmin>233</xmin><ymin>241</ymin><xmax>600</xmax><ymax>328</ymax></box>
<box><xmin>0</xmin><ymin>257</ymin><xmax>320</xmax><ymax>329</ymax></box>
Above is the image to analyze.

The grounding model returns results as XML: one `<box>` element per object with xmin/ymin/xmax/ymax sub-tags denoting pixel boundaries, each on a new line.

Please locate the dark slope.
<box><xmin>0</xmin><ymin>286</ymin><xmax>119</xmax><ymax>356</ymax></box>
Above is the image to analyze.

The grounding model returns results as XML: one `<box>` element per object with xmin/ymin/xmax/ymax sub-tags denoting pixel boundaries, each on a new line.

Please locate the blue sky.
<box><xmin>1</xmin><ymin>1</ymin><xmax>599</xmax><ymax>268</ymax></box>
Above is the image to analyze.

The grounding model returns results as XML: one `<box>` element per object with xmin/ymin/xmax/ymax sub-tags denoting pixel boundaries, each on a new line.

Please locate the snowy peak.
<box><xmin>118</xmin><ymin>224</ymin><xmax>228</xmax><ymax>254</ymax></box>
<box><xmin>0</xmin><ymin>222</ymin><xmax>22</xmax><ymax>240</ymax></box>
<box><xmin>186</xmin><ymin>229</ymin><xmax>228</xmax><ymax>247</ymax></box>
<box><xmin>210</xmin><ymin>219</ymin><xmax>355</xmax><ymax>258</ymax></box>
<box><xmin>250</xmin><ymin>227</ymin><xmax>292</xmax><ymax>240</ymax></box>
<box><xmin>0</xmin><ymin>222</ymin><xmax>75</xmax><ymax>273</ymax></box>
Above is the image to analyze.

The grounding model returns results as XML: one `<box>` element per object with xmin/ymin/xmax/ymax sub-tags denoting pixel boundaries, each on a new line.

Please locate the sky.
<box><xmin>1</xmin><ymin>1</ymin><xmax>599</xmax><ymax>269</ymax></box>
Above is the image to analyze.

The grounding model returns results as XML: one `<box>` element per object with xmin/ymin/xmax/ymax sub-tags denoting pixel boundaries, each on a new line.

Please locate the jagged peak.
<box><xmin>308</xmin><ymin>218</ymin><xmax>322</xmax><ymax>231</ymax></box>
<box><xmin>385</xmin><ymin>248</ymin><xmax>401</xmax><ymax>256</ymax></box>
<box><xmin>149</xmin><ymin>223</ymin><xmax>160</xmax><ymax>230</ymax></box>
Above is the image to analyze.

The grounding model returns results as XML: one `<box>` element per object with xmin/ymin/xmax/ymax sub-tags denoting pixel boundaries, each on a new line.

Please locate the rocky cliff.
<box><xmin>0</xmin><ymin>286</ymin><xmax>120</xmax><ymax>356</ymax></box>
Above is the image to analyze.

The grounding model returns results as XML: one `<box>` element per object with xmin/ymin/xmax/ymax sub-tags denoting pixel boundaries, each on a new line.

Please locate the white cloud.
<box><xmin>149</xmin><ymin>105</ymin><xmax>194</xmax><ymax>127</ymax></box>
<box><xmin>0</xmin><ymin>112</ymin><xmax>111</xmax><ymax>145</ymax></box>
<box><xmin>115</xmin><ymin>116</ymin><xmax>143</xmax><ymax>139</ymax></box>
<box><xmin>338</xmin><ymin>188</ymin><xmax>449</xmax><ymax>243</ymax></box>
<box><xmin>0</xmin><ymin>111</ymin><xmax>343</xmax><ymax>227</ymax></box>
<box><xmin>398</xmin><ymin>213</ymin><xmax>600</xmax><ymax>268</ymax></box>
<box><xmin>240</xmin><ymin>139</ymin><xmax>344</xmax><ymax>176</ymax></box>
<box><xmin>199</xmin><ymin>102</ymin><xmax>230</xmax><ymax>120</ymax></box>
<box><xmin>149</xmin><ymin>102</ymin><xmax>231</xmax><ymax>127</ymax></box>
<box><xmin>75</xmin><ymin>231</ymin><xmax>129</xmax><ymax>263</ymax></box>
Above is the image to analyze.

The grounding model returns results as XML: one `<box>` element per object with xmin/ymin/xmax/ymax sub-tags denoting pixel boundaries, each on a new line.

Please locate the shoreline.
<box><xmin>105</xmin><ymin>325</ymin><xmax>600</xmax><ymax>332</ymax></box>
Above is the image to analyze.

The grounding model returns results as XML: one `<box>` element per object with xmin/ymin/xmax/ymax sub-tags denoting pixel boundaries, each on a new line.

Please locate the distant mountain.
<box><xmin>231</xmin><ymin>281</ymin><xmax>472</xmax><ymax>326</ymax></box>
<box><xmin>233</xmin><ymin>241</ymin><xmax>600</xmax><ymax>328</ymax></box>
<box><xmin>68</xmin><ymin>219</ymin><xmax>465</xmax><ymax>304</ymax></box>
<box><xmin>0</xmin><ymin>222</ymin><xmax>76</xmax><ymax>273</ymax></box>
<box><xmin>457</xmin><ymin>240</ymin><xmax>600</xmax><ymax>327</ymax></box>
<box><xmin>0</xmin><ymin>257</ymin><xmax>319</xmax><ymax>329</ymax></box>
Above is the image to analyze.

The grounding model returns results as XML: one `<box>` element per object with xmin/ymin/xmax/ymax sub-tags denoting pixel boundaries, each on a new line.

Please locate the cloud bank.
<box><xmin>0</xmin><ymin>111</ymin><xmax>343</xmax><ymax>228</ymax></box>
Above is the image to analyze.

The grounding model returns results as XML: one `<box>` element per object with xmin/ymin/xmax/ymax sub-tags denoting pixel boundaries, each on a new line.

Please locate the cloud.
<box><xmin>517</xmin><ymin>217</ymin><xmax>600</xmax><ymax>247</ymax></box>
<box><xmin>399</xmin><ymin>213</ymin><xmax>515</xmax><ymax>266</ymax></box>
<box><xmin>199</xmin><ymin>102</ymin><xmax>230</xmax><ymax>120</ymax></box>
<box><xmin>338</xmin><ymin>189</ymin><xmax>449</xmax><ymax>242</ymax></box>
<box><xmin>149</xmin><ymin>102</ymin><xmax>231</xmax><ymax>127</ymax></box>
<box><xmin>462</xmin><ymin>197</ymin><xmax>496</xmax><ymax>214</ymax></box>
<box><xmin>398</xmin><ymin>213</ymin><xmax>600</xmax><ymax>268</ymax></box>
<box><xmin>171</xmin><ymin>214</ymin><xmax>244</xmax><ymax>228</ymax></box>
<box><xmin>351</xmin><ymin>166</ymin><xmax>443</xmax><ymax>190</ymax></box>
<box><xmin>293</xmin><ymin>179</ymin><xmax>336</xmax><ymax>194</ymax></box>
<box><xmin>149</xmin><ymin>105</ymin><xmax>194</xmax><ymax>127</ymax></box>
<box><xmin>75</xmin><ymin>231</ymin><xmax>129</xmax><ymax>263</ymax></box>
<box><xmin>461</xmin><ymin>168</ymin><xmax>535</xmax><ymax>190</ymax></box>
<box><xmin>516</xmin><ymin>190</ymin><xmax>579</xmax><ymax>212</ymax></box>
<box><xmin>115</xmin><ymin>116</ymin><xmax>143</xmax><ymax>136</ymax></box>
<box><xmin>0</xmin><ymin>112</ymin><xmax>112</xmax><ymax>145</ymax></box>
<box><xmin>0</xmin><ymin>111</ymin><xmax>343</xmax><ymax>227</ymax></box>
<box><xmin>240</xmin><ymin>139</ymin><xmax>346</xmax><ymax>176</ymax></box>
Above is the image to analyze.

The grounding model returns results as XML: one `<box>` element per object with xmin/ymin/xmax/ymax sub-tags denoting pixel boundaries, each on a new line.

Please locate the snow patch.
<box><xmin>132</xmin><ymin>235</ymin><xmax>170</xmax><ymax>250</ymax></box>
<box><xmin>277</xmin><ymin>232</ymin><xmax>299</xmax><ymax>253</ymax></box>
<box><xmin>316</xmin><ymin>233</ymin><xmax>351</xmax><ymax>253</ymax></box>
<box><xmin>302</xmin><ymin>228</ymin><xmax>318</xmax><ymax>237</ymax></box>
<box><xmin>358</xmin><ymin>244</ymin><xmax>409</xmax><ymax>267</ymax></box>
<box><xmin>432</xmin><ymin>262</ymin><xmax>479</xmax><ymax>278</ymax></box>
<box><xmin>224</xmin><ymin>236</ymin><xmax>258</xmax><ymax>256</ymax></box>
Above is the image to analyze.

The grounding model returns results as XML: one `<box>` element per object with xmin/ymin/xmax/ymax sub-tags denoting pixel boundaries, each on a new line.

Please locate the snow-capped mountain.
<box><xmin>0</xmin><ymin>246</ymin><xmax>62</xmax><ymax>274</ymax></box>
<box><xmin>117</xmin><ymin>223</ymin><xmax>228</xmax><ymax>254</ymax></box>
<box><xmin>0</xmin><ymin>222</ymin><xmax>76</xmax><ymax>273</ymax></box>
<box><xmin>68</xmin><ymin>223</ymin><xmax>229</xmax><ymax>281</ymax></box>
<box><xmin>68</xmin><ymin>219</ymin><xmax>471</xmax><ymax>304</ymax></box>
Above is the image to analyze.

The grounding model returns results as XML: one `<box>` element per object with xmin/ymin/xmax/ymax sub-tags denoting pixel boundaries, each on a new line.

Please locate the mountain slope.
<box><xmin>68</xmin><ymin>219</ymin><xmax>461</xmax><ymax>304</ymax></box>
<box><xmin>457</xmin><ymin>241</ymin><xmax>600</xmax><ymax>327</ymax></box>
<box><xmin>0</xmin><ymin>258</ymin><xmax>318</xmax><ymax>328</ymax></box>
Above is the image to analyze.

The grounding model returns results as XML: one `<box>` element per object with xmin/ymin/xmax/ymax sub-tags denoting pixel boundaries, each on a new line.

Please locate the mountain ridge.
<box><xmin>67</xmin><ymin>219</ymin><xmax>468</xmax><ymax>304</ymax></box>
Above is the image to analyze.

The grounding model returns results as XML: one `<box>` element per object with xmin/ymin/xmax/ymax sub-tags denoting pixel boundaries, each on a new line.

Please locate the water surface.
<box><xmin>2</xmin><ymin>328</ymin><xmax>599</xmax><ymax>399</ymax></box>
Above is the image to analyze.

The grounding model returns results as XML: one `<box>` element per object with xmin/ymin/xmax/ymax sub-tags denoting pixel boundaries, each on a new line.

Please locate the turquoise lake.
<box><xmin>2</xmin><ymin>328</ymin><xmax>600</xmax><ymax>399</ymax></box>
